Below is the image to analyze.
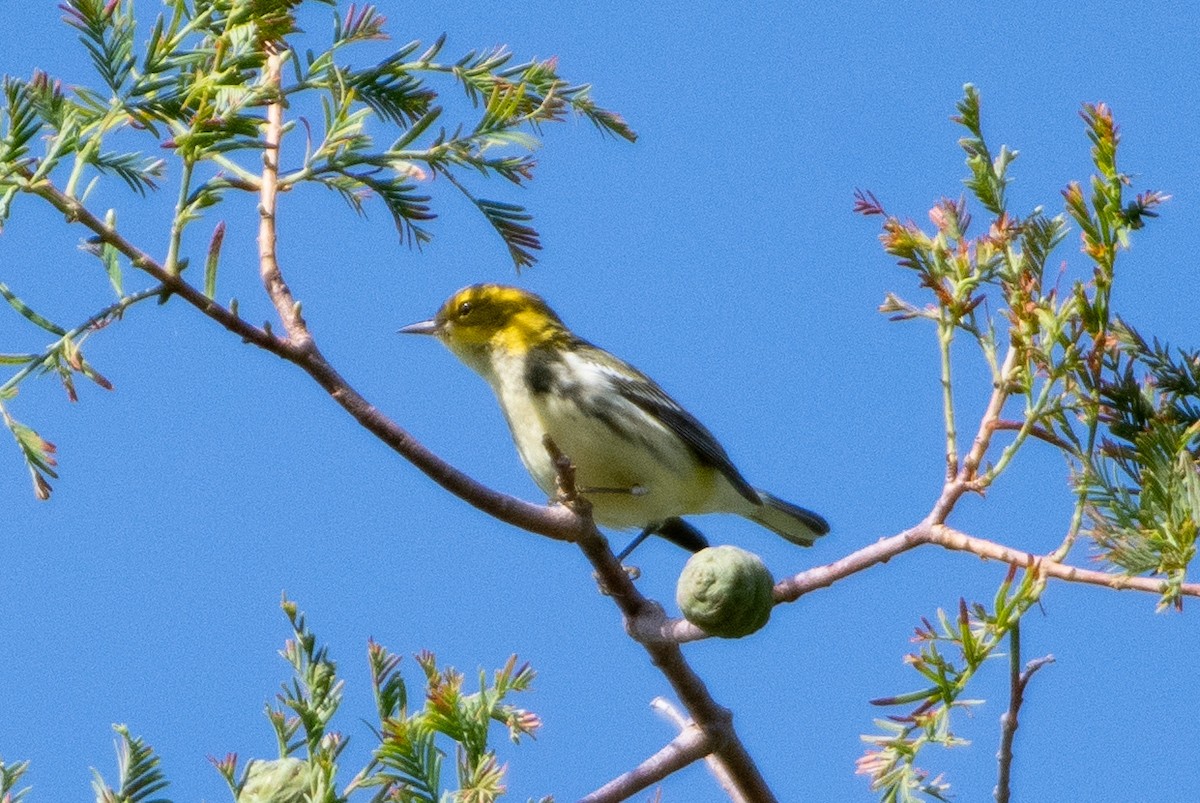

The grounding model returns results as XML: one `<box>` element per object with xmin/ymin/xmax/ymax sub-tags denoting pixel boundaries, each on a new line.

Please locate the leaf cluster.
<box><xmin>857</xmin><ymin>85</ymin><xmax>1190</xmax><ymax>800</ymax></box>
<box><xmin>0</xmin><ymin>757</ymin><xmax>31</xmax><ymax>803</ymax></box>
<box><xmin>207</xmin><ymin>598</ymin><xmax>545</xmax><ymax>803</ymax></box>
<box><xmin>90</xmin><ymin>726</ymin><xmax>171</xmax><ymax>803</ymax></box>
<box><xmin>0</xmin><ymin>283</ymin><xmax>159</xmax><ymax>498</ymax></box>
<box><xmin>356</xmin><ymin>645</ymin><xmax>542</xmax><ymax>803</ymax></box>
<box><xmin>4</xmin><ymin>598</ymin><xmax>545</xmax><ymax>802</ymax></box>
<box><xmin>1084</xmin><ymin>324</ymin><xmax>1200</xmax><ymax>609</ymax></box>
<box><xmin>857</xmin><ymin>568</ymin><xmax>1043</xmax><ymax>803</ymax></box>
<box><xmin>859</xmin><ymin>85</ymin><xmax>1190</xmax><ymax>590</ymax></box>
<box><xmin>285</xmin><ymin>25</ymin><xmax>633</xmax><ymax>266</ymax></box>
<box><xmin>0</xmin><ymin>0</ymin><xmax>633</xmax><ymax>499</ymax></box>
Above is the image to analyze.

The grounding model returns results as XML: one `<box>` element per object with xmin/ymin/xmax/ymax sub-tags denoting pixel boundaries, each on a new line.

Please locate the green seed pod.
<box><xmin>676</xmin><ymin>545</ymin><xmax>774</xmax><ymax>638</ymax></box>
<box><xmin>238</xmin><ymin>757</ymin><xmax>309</xmax><ymax>803</ymax></box>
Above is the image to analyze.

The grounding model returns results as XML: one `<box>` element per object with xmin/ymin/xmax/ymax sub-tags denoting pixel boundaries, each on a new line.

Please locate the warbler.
<box><xmin>400</xmin><ymin>284</ymin><xmax>829</xmax><ymax>557</ymax></box>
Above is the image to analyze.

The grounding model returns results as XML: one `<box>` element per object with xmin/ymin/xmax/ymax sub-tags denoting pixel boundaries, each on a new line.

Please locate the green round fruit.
<box><xmin>676</xmin><ymin>545</ymin><xmax>774</xmax><ymax>638</ymax></box>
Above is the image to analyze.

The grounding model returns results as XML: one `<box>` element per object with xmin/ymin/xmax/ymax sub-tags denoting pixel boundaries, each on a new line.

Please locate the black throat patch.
<box><xmin>524</xmin><ymin>347</ymin><xmax>560</xmax><ymax>395</ymax></box>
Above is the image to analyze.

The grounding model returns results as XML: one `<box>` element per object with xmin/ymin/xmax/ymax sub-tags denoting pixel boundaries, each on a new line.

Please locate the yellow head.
<box><xmin>400</xmin><ymin>284</ymin><xmax>570</xmax><ymax>370</ymax></box>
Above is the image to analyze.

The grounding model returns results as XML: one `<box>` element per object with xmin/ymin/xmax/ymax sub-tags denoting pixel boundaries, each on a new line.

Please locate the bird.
<box><xmin>400</xmin><ymin>284</ymin><xmax>828</xmax><ymax>558</ymax></box>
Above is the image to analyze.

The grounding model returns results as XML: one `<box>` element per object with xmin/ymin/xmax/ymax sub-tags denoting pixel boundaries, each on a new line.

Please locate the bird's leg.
<box><xmin>614</xmin><ymin>525</ymin><xmax>656</xmax><ymax>563</ymax></box>
<box><xmin>616</xmin><ymin>518</ymin><xmax>710</xmax><ymax>563</ymax></box>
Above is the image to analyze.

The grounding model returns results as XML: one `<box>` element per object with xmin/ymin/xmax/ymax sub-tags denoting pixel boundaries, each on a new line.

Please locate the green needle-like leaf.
<box><xmin>1</xmin><ymin>77</ymin><xmax>41</xmax><ymax>165</ymax></box>
<box><xmin>90</xmin><ymin>725</ymin><xmax>171</xmax><ymax>803</ymax></box>
<box><xmin>204</xmin><ymin>221</ymin><xmax>226</xmax><ymax>300</ymax></box>
<box><xmin>89</xmin><ymin>151</ymin><xmax>165</xmax><ymax>195</ymax></box>
<box><xmin>61</xmin><ymin>0</ymin><xmax>138</xmax><ymax>96</ymax></box>
<box><xmin>0</xmin><ymin>283</ymin><xmax>66</xmax><ymax>335</ymax></box>
<box><xmin>0</xmin><ymin>757</ymin><xmax>32</xmax><ymax>803</ymax></box>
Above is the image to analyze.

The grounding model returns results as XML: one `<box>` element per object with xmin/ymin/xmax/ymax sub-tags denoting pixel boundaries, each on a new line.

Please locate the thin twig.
<box><xmin>938</xmin><ymin>320</ymin><xmax>959</xmax><ymax>481</ymax></box>
<box><xmin>658</xmin><ymin>521</ymin><xmax>1200</xmax><ymax>643</ymax></box>
<box><xmin>580</xmin><ymin>699</ymin><xmax>714</xmax><ymax>803</ymax></box>
<box><xmin>926</xmin><ymin>524</ymin><xmax>1200</xmax><ymax>597</ymax></box>
<box><xmin>988</xmin><ymin>418</ymin><xmax>1074</xmax><ymax>452</ymax></box>
<box><xmin>652</xmin><ymin>697</ymin><xmax>745</xmax><ymax>802</ymax></box>
<box><xmin>770</xmin><ymin>524</ymin><xmax>931</xmax><ymax>603</ymax></box>
<box><xmin>258</xmin><ymin>47</ymin><xmax>311</xmax><ymax>349</ymax></box>
<box><xmin>0</xmin><ymin>284</ymin><xmax>164</xmax><ymax>394</ymax></box>
<box><xmin>24</xmin><ymin>170</ymin><xmax>283</xmax><ymax>350</ymax></box>
<box><xmin>995</xmin><ymin>622</ymin><xmax>1054</xmax><ymax>803</ymax></box>
<box><xmin>961</xmin><ymin>343</ymin><xmax>1018</xmax><ymax>484</ymax></box>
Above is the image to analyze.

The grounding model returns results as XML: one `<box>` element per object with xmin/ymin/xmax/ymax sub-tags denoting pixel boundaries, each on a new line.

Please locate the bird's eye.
<box><xmin>457</xmin><ymin>300</ymin><xmax>473</xmax><ymax>317</ymax></box>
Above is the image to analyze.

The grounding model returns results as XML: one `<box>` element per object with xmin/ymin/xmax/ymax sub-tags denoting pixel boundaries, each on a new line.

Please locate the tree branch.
<box><xmin>24</xmin><ymin>57</ymin><xmax>779</xmax><ymax>802</ymax></box>
<box><xmin>938</xmin><ymin>321</ymin><xmax>959</xmax><ymax>481</ymax></box>
<box><xmin>961</xmin><ymin>343</ymin><xmax>1018</xmax><ymax>484</ymax></box>
<box><xmin>580</xmin><ymin>706</ymin><xmax>713</xmax><ymax>803</ymax></box>
<box><xmin>994</xmin><ymin>622</ymin><xmax>1054</xmax><ymax>803</ymax></box>
<box><xmin>257</xmin><ymin>47</ymin><xmax>311</xmax><ymax>349</ymax></box>
<box><xmin>17</xmin><ymin>50</ymin><xmax>1192</xmax><ymax>802</ymax></box>
<box><xmin>22</xmin><ymin>171</ymin><xmax>583</xmax><ymax>541</ymax></box>
<box><xmin>926</xmin><ymin>524</ymin><xmax>1200</xmax><ymax>597</ymax></box>
<box><xmin>989</xmin><ymin>418</ymin><xmax>1073</xmax><ymax>451</ymax></box>
<box><xmin>23</xmin><ymin>172</ymin><xmax>278</xmax><ymax>345</ymax></box>
<box><xmin>573</xmin><ymin>515</ymin><xmax>778</xmax><ymax>801</ymax></box>
<box><xmin>652</xmin><ymin>697</ymin><xmax>747</xmax><ymax>801</ymax></box>
<box><xmin>656</xmin><ymin>521</ymin><xmax>1200</xmax><ymax>644</ymax></box>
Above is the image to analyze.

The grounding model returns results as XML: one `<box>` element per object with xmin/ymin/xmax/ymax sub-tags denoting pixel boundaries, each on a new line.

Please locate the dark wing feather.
<box><xmin>609</xmin><ymin>371</ymin><xmax>761</xmax><ymax>506</ymax></box>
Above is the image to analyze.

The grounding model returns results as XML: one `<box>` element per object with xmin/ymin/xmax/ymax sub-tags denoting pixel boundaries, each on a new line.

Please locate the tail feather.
<box><xmin>748</xmin><ymin>490</ymin><xmax>829</xmax><ymax>546</ymax></box>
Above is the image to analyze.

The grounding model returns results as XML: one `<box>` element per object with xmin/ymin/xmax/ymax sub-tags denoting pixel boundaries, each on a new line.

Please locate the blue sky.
<box><xmin>3</xmin><ymin>2</ymin><xmax>1199</xmax><ymax>801</ymax></box>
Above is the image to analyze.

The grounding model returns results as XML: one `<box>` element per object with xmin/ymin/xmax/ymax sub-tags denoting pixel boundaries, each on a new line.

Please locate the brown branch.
<box><xmin>300</xmin><ymin>351</ymin><xmax>587</xmax><ymax>540</ymax></box>
<box><xmin>540</xmin><ymin>436</ymin><xmax>776</xmax><ymax>799</ymax></box>
<box><xmin>995</xmin><ymin>622</ymin><xmax>1054</xmax><ymax>803</ymax></box>
<box><xmin>21</xmin><ymin>45</ymin><xmax>1192</xmax><ymax>803</ymax></box>
<box><xmin>960</xmin><ymin>344</ymin><xmax>1018</xmax><ymax>483</ymax></box>
<box><xmin>32</xmin><ymin>50</ymin><xmax>771</xmax><ymax>801</ymax></box>
<box><xmin>927</xmin><ymin>524</ymin><xmax>1200</xmax><ymax>597</ymax></box>
<box><xmin>580</xmin><ymin>702</ymin><xmax>714</xmax><ymax>803</ymax></box>
<box><xmin>772</xmin><ymin>524</ymin><xmax>931</xmax><ymax>603</ymax></box>
<box><xmin>656</xmin><ymin>520</ymin><xmax>1200</xmax><ymax>644</ymax></box>
<box><xmin>574</xmin><ymin>517</ymin><xmax>778</xmax><ymax>801</ymax></box>
<box><xmin>989</xmin><ymin>418</ymin><xmax>1073</xmax><ymax>451</ymax></box>
<box><xmin>24</xmin><ymin>75</ymin><xmax>777</xmax><ymax>800</ymax></box>
<box><xmin>658</xmin><ymin>523</ymin><xmax>937</xmax><ymax>643</ymax></box>
<box><xmin>24</xmin><ymin>171</ymin><xmax>283</xmax><ymax>353</ymax></box>
<box><xmin>652</xmin><ymin>697</ymin><xmax>746</xmax><ymax>801</ymax></box>
<box><xmin>21</xmin><ymin>173</ymin><xmax>583</xmax><ymax>541</ymax></box>
<box><xmin>257</xmin><ymin>48</ymin><xmax>311</xmax><ymax>349</ymax></box>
